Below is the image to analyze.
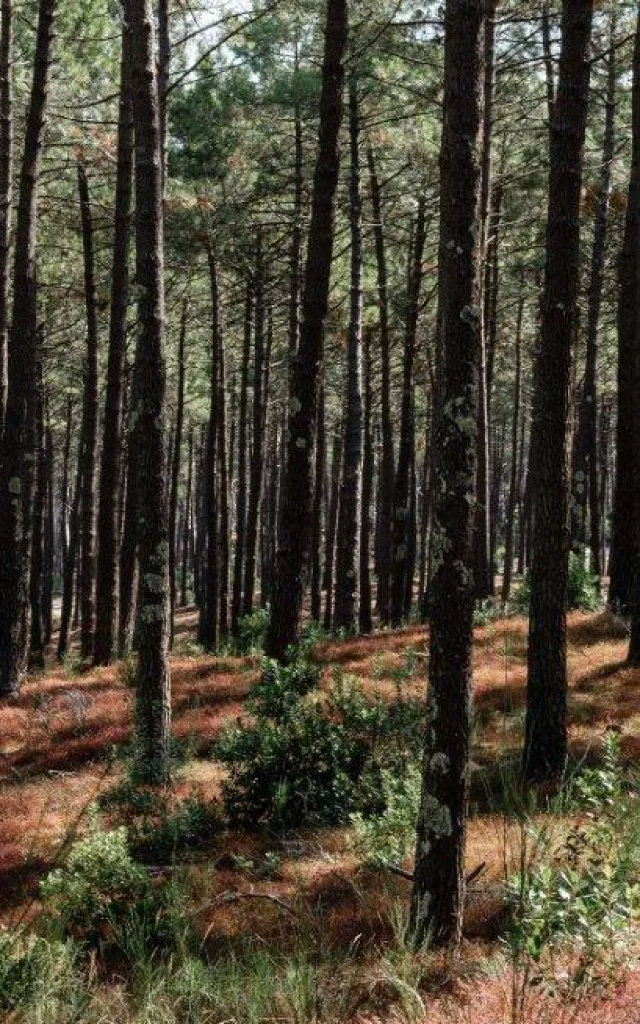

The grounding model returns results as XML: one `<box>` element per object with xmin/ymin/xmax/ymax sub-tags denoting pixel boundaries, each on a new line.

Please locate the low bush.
<box><xmin>507</xmin><ymin>732</ymin><xmax>640</xmax><ymax>1003</ymax></box>
<box><xmin>351</xmin><ymin>763</ymin><xmax>422</xmax><ymax>867</ymax></box>
<box><xmin>514</xmin><ymin>552</ymin><xmax>601</xmax><ymax>614</ymax></box>
<box><xmin>40</xmin><ymin>822</ymin><xmax>193</xmax><ymax>960</ymax></box>
<box><xmin>217</xmin><ymin>658</ymin><xmax>423</xmax><ymax>829</ymax></box>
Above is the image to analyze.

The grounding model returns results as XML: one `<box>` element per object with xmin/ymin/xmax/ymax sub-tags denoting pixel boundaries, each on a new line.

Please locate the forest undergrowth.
<box><xmin>1</xmin><ymin>608</ymin><xmax>640</xmax><ymax>1023</ymax></box>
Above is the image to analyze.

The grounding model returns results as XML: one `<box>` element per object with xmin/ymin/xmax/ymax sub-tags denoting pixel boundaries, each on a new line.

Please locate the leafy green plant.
<box><xmin>234</xmin><ymin>606</ymin><xmax>270</xmax><ymax>654</ymax></box>
<box><xmin>217</xmin><ymin>666</ymin><xmax>423</xmax><ymax>829</ymax></box>
<box><xmin>40</xmin><ymin>821</ymin><xmax>192</xmax><ymax>959</ymax></box>
<box><xmin>129</xmin><ymin>795</ymin><xmax>222</xmax><ymax>862</ymax></box>
<box><xmin>0</xmin><ymin>929</ymin><xmax>79</xmax><ymax>1013</ymax></box>
<box><xmin>507</xmin><ymin>733</ymin><xmax>640</xmax><ymax>1003</ymax></box>
<box><xmin>251</xmin><ymin>657</ymin><xmax>321</xmax><ymax>718</ymax></box>
<box><xmin>514</xmin><ymin>552</ymin><xmax>600</xmax><ymax>614</ymax></box>
<box><xmin>351</xmin><ymin>764</ymin><xmax>422</xmax><ymax>867</ymax></box>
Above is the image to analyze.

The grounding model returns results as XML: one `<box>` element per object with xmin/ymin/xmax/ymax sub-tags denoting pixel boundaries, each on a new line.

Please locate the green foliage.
<box><xmin>251</xmin><ymin>657</ymin><xmax>321</xmax><ymax>718</ymax></box>
<box><xmin>514</xmin><ymin>552</ymin><xmax>601</xmax><ymax>614</ymax></box>
<box><xmin>507</xmin><ymin>733</ymin><xmax>640</xmax><ymax>995</ymax></box>
<box><xmin>129</xmin><ymin>795</ymin><xmax>222</xmax><ymax>863</ymax></box>
<box><xmin>234</xmin><ymin>606</ymin><xmax>271</xmax><ymax>654</ymax></box>
<box><xmin>351</xmin><ymin>764</ymin><xmax>422</xmax><ymax>867</ymax></box>
<box><xmin>40</xmin><ymin>822</ymin><xmax>192</xmax><ymax>959</ymax></box>
<box><xmin>217</xmin><ymin>660</ymin><xmax>423</xmax><ymax>829</ymax></box>
<box><xmin>0</xmin><ymin>929</ymin><xmax>78</xmax><ymax>1013</ymax></box>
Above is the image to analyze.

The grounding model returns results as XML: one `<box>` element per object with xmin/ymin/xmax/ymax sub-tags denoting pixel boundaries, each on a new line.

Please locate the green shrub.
<box><xmin>129</xmin><ymin>795</ymin><xmax>222</xmax><ymax>862</ymax></box>
<box><xmin>217</xmin><ymin>664</ymin><xmax>423</xmax><ymax>829</ymax></box>
<box><xmin>507</xmin><ymin>733</ymin><xmax>640</xmax><ymax>994</ymax></box>
<box><xmin>351</xmin><ymin>764</ymin><xmax>422</xmax><ymax>867</ymax></box>
<box><xmin>514</xmin><ymin>552</ymin><xmax>600</xmax><ymax>614</ymax></box>
<box><xmin>40</xmin><ymin>822</ymin><xmax>192</xmax><ymax>959</ymax></box>
<box><xmin>251</xmin><ymin>657</ymin><xmax>321</xmax><ymax>719</ymax></box>
<box><xmin>234</xmin><ymin>606</ymin><xmax>270</xmax><ymax>654</ymax></box>
<box><xmin>0</xmin><ymin>929</ymin><xmax>78</xmax><ymax>1012</ymax></box>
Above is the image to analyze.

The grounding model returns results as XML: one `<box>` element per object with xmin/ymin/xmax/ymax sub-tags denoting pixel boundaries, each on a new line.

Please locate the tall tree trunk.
<box><xmin>218</xmin><ymin>309</ymin><xmax>230</xmax><ymax>637</ymax></box>
<box><xmin>501</xmin><ymin>291</ymin><xmax>524</xmax><ymax>604</ymax></box>
<box><xmin>359</xmin><ymin>327</ymin><xmax>374</xmax><ymax>634</ymax></box>
<box><xmin>231</xmin><ymin>281</ymin><xmax>252</xmax><ymax>634</ymax></box>
<box><xmin>42</xmin><ymin>418</ymin><xmax>54</xmax><ymax>646</ymax></box>
<box><xmin>410</xmin><ymin>0</ymin><xmax>485</xmax><ymax>951</ymax></box>
<box><xmin>367</xmin><ymin>144</ymin><xmax>394</xmax><ymax>624</ymax></box>
<box><xmin>523</xmin><ymin>0</ymin><xmax>593</xmax><ymax>784</ymax></box>
<box><xmin>334</xmin><ymin>75</ymin><xmax>364</xmax><ymax>633</ymax></box>
<box><xmin>198</xmin><ymin>247</ymin><xmax>221</xmax><ymax>650</ymax></box>
<box><xmin>77</xmin><ymin>160</ymin><xmax>99</xmax><ymax>662</ymax></box>
<box><xmin>323</xmin><ymin>422</ymin><xmax>342</xmax><ymax>631</ymax></box>
<box><xmin>390</xmin><ymin>196</ymin><xmax>426</xmax><ymax>625</ymax></box>
<box><xmin>571</xmin><ymin>16</ymin><xmax>616</xmax><ymax>583</ymax></box>
<box><xmin>264</xmin><ymin>0</ymin><xmax>348</xmax><ymax>661</ymax></box>
<box><xmin>0</xmin><ymin>0</ymin><xmax>12</xmax><ymax>440</ymax></box>
<box><xmin>94</xmin><ymin>27</ymin><xmax>133</xmax><ymax>665</ymax></box>
<box><xmin>28</xmin><ymin>359</ymin><xmax>45</xmax><ymax>669</ymax></box>
<box><xmin>180</xmin><ymin>423</ymin><xmax>193</xmax><ymax>607</ymax></box>
<box><xmin>58</xmin><ymin>428</ymin><xmax>83</xmax><ymax>660</ymax></box>
<box><xmin>128</xmin><ymin>0</ymin><xmax>171</xmax><ymax>784</ymax></box>
<box><xmin>609</xmin><ymin>21</ymin><xmax>640</xmax><ymax>615</ymax></box>
<box><xmin>169</xmin><ymin>296</ymin><xmax>187</xmax><ymax>646</ymax></box>
<box><xmin>311</xmin><ymin>384</ymin><xmax>325</xmax><ymax>623</ymax></box>
<box><xmin>473</xmin><ymin>0</ymin><xmax>498</xmax><ymax>601</ymax></box>
<box><xmin>0</xmin><ymin>0</ymin><xmax>56</xmax><ymax>697</ymax></box>
<box><xmin>243</xmin><ymin>230</ymin><xmax>267</xmax><ymax>616</ymax></box>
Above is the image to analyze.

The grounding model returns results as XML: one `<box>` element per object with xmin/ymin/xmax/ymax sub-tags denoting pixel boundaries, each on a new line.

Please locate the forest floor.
<box><xmin>2</xmin><ymin>609</ymin><xmax>640</xmax><ymax>1022</ymax></box>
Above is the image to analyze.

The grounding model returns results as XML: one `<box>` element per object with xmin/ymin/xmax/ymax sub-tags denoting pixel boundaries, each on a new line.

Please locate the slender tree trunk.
<box><xmin>501</xmin><ymin>292</ymin><xmax>524</xmax><ymax>604</ymax></box>
<box><xmin>523</xmin><ymin>0</ymin><xmax>593</xmax><ymax>784</ymax></box>
<box><xmin>473</xmin><ymin>0</ymin><xmax>498</xmax><ymax>601</ymax></box>
<box><xmin>264</xmin><ymin>0</ymin><xmax>348</xmax><ymax>661</ymax></box>
<box><xmin>244</xmin><ymin>230</ymin><xmax>267</xmax><ymax>616</ymax></box>
<box><xmin>58</xmin><ymin>431</ymin><xmax>83</xmax><ymax>660</ymax></box>
<box><xmin>410</xmin><ymin>0</ymin><xmax>485</xmax><ymax>951</ymax></box>
<box><xmin>28</xmin><ymin>360</ymin><xmax>45</xmax><ymax>669</ymax></box>
<box><xmin>541</xmin><ymin>2</ymin><xmax>556</xmax><ymax>125</ymax></box>
<box><xmin>231</xmin><ymin>281</ymin><xmax>252</xmax><ymax>634</ymax></box>
<box><xmin>198</xmin><ymin>247</ymin><xmax>221</xmax><ymax>650</ymax></box>
<box><xmin>77</xmin><ymin>161</ymin><xmax>99</xmax><ymax>662</ymax></box>
<box><xmin>359</xmin><ymin>327</ymin><xmax>374</xmax><ymax>634</ymax></box>
<box><xmin>571</xmin><ymin>17</ymin><xmax>616</xmax><ymax>583</ymax></box>
<box><xmin>367</xmin><ymin>144</ymin><xmax>394</xmax><ymax>623</ymax></box>
<box><xmin>390</xmin><ymin>196</ymin><xmax>426</xmax><ymax>625</ymax></box>
<box><xmin>180</xmin><ymin>424</ymin><xmax>193</xmax><ymax>606</ymax></box>
<box><xmin>218</xmin><ymin>311</ymin><xmax>230</xmax><ymax>637</ymax></box>
<box><xmin>609</xmin><ymin>21</ymin><xmax>640</xmax><ymax>614</ymax></box>
<box><xmin>0</xmin><ymin>0</ymin><xmax>56</xmax><ymax>697</ymax></box>
<box><xmin>0</xmin><ymin>0</ymin><xmax>12</xmax><ymax>440</ymax></box>
<box><xmin>169</xmin><ymin>297</ymin><xmax>187</xmax><ymax>646</ymax></box>
<box><xmin>323</xmin><ymin>423</ymin><xmax>342</xmax><ymax>631</ymax></box>
<box><xmin>94</xmin><ymin>27</ymin><xmax>133</xmax><ymax>665</ymax></box>
<box><xmin>334</xmin><ymin>75</ymin><xmax>364</xmax><ymax>633</ymax></box>
<box><xmin>128</xmin><ymin>0</ymin><xmax>171</xmax><ymax>784</ymax></box>
<box><xmin>42</xmin><ymin>419</ymin><xmax>54</xmax><ymax>646</ymax></box>
<box><xmin>311</xmin><ymin>384</ymin><xmax>325</xmax><ymax>623</ymax></box>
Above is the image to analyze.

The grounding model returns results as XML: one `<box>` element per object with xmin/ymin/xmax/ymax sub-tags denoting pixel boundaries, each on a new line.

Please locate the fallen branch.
<box><xmin>381</xmin><ymin>860</ymin><xmax>487</xmax><ymax>886</ymax></box>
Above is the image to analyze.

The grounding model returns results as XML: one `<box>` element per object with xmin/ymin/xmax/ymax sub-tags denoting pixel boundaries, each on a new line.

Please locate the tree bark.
<box><xmin>390</xmin><ymin>195</ymin><xmax>426</xmax><ymax>625</ymax></box>
<box><xmin>127</xmin><ymin>0</ymin><xmax>171</xmax><ymax>784</ymax></box>
<box><xmin>77</xmin><ymin>160</ymin><xmax>99</xmax><ymax>662</ymax></box>
<box><xmin>169</xmin><ymin>297</ymin><xmax>187</xmax><ymax>646</ymax></box>
<box><xmin>0</xmin><ymin>0</ymin><xmax>12</xmax><ymax>441</ymax></box>
<box><xmin>410</xmin><ymin>0</ymin><xmax>485</xmax><ymax>950</ymax></box>
<box><xmin>367</xmin><ymin>144</ymin><xmax>394</xmax><ymax>624</ymax></box>
<box><xmin>243</xmin><ymin>230</ymin><xmax>267</xmax><ymax>616</ymax></box>
<box><xmin>523</xmin><ymin>0</ymin><xmax>593</xmax><ymax>784</ymax></box>
<box><xmin>94</xmin><ymin>26</ymin><xmax>133</xmax><ymax>665</ymax></box>
<box><xmin>231</xmin><ymin>280</ymin><xmax>252</xmax><ymax>634</ymax></box>
<box><xmin>334</xmin><ymin>74</ymin><xmax>364</xmax><ymax>633</ymax></box>
<box><xmin>264</xmin><ymin>0</ymin><xmax>348</xmax><ymax>661</ymax></box>
<box><xmin>501</xmin><ymin>291</ymin><xmax>524</xmax><ymax>604</ymax></box>
<box><xmin>0</xmin><ymin>0</ymin><xmax>56</xmax><ymax>697</ymax></box>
